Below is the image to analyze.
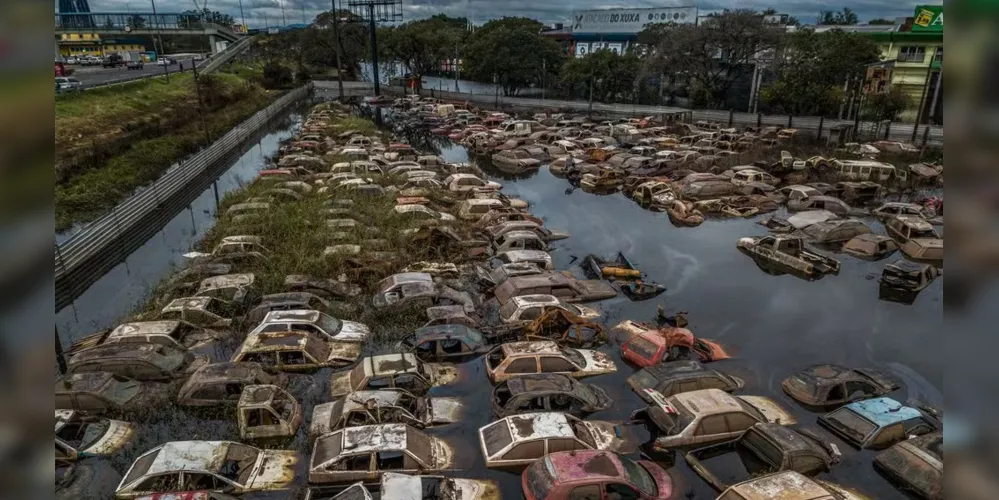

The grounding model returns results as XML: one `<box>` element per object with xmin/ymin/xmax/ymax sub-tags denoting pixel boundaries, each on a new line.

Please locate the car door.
<box><xmin>338</xmin><ymin>453</ymin><xmax>374</xmax><ymax>483</ymax></box>
<box><xmin>540</xmin><ymin>356</ymin><xmax>578</xmax><ymax>376</ymax></box>
<box><xmin>503</xmin><ymin>357</ymin><xmax>540</xmax><ymax>378</ymax></box>
<box><xmin>132</xmin><ymin>472</ymin><xmax>182</xmax><ymax>495</ymax></box>
<box><xmin>393</xmin><ymin>373</ymin><xmax>430</xmax><ymax>395</ymax></box>
<box><xmin>604</xmin><ymin>482</ymin><xmax>643</xmax><ymax>500</ymax></box>
<box><xmin>692</xmin><ymin>414</ymin><xmax>730</xmax><ymax>446</ymax></box>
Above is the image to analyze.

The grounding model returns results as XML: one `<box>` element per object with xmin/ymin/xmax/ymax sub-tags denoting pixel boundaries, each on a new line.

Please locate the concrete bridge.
<box><xmin>56</xmin><ymin>12</ymin><xmax>242</xmax><ymax>54</ymax></box>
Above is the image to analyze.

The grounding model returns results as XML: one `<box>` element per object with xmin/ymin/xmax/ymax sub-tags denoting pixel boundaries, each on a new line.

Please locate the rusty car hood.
<box><xmin>334</xmin><ymin>321</ymin><xmax>371</xmax><ymax>343</ymax></box>
<box><xmin>247</xmin><ymin>449</ymin><xmax>297</xmax><ymax>490</ymax></box>
<box><xmin>576</xmin><ymin>349</ymin><xmax>618</xmax><ymax>376</ymax></box>
<box><xmin>427</xmin><ymin>397</ymin><xmax>464</xmax><ymax>424</ymax></box>
<box><xmin>427</xmin><ymin>363</ymin><xmax>459</xmax><ymax>387</ymax></box>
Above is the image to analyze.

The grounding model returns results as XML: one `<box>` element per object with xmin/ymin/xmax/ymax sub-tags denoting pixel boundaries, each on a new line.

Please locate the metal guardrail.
<box><xmin>386</xmin><ymin>86</ymin><xmax>943</xmax><ymax>147</ymax></box>
<box><xmin>54</xmin><ymin>83</ymin><xmax>313</xmax><ymax>298</ymax></box>
<box><xmin>199</xmin><ymin>36</ymin><xmax>254</xmax><ymax>75</ymax></box>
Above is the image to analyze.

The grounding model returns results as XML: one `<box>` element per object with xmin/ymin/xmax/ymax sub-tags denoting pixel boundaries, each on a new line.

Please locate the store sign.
<box><xmin>575</xmin><ymin>43</ymin><xmax>590</xmax><ymax>57</ymax></box>
<box><xmin>607</xmin><ymin>43</ymin><xmax>623</xmax><ymax>54</ymax></box>
<box><xmin>572</xmin><ymin>7</ymin><xmax>697</xmax><ymax>34</ymax></box>
<box><xmin>912</xmin><ymin>5</ymin><xmax>942</xmax><ymax>32</ymax></box>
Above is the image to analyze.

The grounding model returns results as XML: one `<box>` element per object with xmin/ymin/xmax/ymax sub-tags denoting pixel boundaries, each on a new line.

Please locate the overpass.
<box><xmin>55</xmin><ymin>12</ymin><xmax>242</xmax><ymax>54</ymax></box>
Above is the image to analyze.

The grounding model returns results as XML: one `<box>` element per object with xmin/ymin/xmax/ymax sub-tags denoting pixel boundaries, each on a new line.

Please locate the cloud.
<box><xmin>87</xmin><ymin>0</ymin><xmax>923</xmax><ymax>29</ymax></box>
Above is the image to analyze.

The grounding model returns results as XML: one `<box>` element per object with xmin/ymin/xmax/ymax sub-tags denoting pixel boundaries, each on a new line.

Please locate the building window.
<box><xmin>897</xmin><ymin>46</ymin><xmax>926</xmax><ymax>63</ymax></box>
<box><xmin>933</xmin><ymin>47</ymin><xmax>943</xmax><ymax>63</ymax></box>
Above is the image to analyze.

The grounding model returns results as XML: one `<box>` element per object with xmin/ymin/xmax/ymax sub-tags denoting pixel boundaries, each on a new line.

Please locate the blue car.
<box><xmin>818</xmin><ymin>397</ymin><xmax>941</xmax><ymax>450</ymax></box>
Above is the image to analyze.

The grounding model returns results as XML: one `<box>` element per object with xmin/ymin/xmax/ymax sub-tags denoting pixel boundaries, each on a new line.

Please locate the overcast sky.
<box><xmin>87</xmin><ymin>0</ymin><xmax>929</xmax><ymax>29</ymax></box>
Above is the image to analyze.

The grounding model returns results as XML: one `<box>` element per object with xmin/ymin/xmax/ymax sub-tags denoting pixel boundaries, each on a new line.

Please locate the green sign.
<box><xmin>912</xmin><ymin>5</ymin><xmax>943</xmax><ymax>32</ymax></box>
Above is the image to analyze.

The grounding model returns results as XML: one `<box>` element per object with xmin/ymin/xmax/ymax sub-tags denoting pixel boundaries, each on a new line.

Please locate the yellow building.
<box><xmin>58</xmin><ymin>33</ymin><xmax>147</xmax><ymax>58</ymax></box>
<box><xmin>867</xmin><ymin>6</ymin><xmax>943</xmax><ymax>123</ymax></box>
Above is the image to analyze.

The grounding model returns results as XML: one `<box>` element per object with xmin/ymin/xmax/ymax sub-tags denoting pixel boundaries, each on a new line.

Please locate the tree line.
<box><xmin>266</xmin><ymin>9</ymin><xmax>910</xmax><ymax>120</ymax></box>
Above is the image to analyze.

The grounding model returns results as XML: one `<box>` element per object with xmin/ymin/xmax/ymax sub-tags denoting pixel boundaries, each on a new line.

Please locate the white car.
<box><xmin>250</xmin><ymin>309</ymin><xmax>370</xmax><ymax>343</ymax></box>
<box><xmin>497</xmin><ymin>294</ymin><xmax>599</xmax><ymax>325</ymax></box>
<box><xmin>55</xmin><ymin>77</ymin><xmax>83</xmax><ymax>91</ymax></box>
<box><xmin>115</xmin><ymin>441</ymin><xmax>296</xmax><ymax>498</ymax></box>
<box><xmin>484</xmin><ymin>341</ymin><xmax>616</xmax><ymax>383</ymax></box>
<box><xmin>635</xmin><ymin>388</ymin><xmax>795</xmax><ymax>452</ymax></box>
<box><xmin>394</xmin><ymin>204</ymin><xmax>456</xmax><ymax>222</ymax></box>
<box><xmin>56</xmin><ymin>410</ymin><xmax>134</xmax><ymax>461</ymax></box>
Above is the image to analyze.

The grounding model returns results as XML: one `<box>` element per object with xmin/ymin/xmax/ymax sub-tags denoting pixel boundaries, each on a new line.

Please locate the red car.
<box><xmin>621</xmin><ymin>327</ymin><xmax>729</xmax><ymax>368</ymax></box>
<box><xmin>522</xmin><ymin>450</ymin><xmax>674</xmax><ymax>500</ymax></box>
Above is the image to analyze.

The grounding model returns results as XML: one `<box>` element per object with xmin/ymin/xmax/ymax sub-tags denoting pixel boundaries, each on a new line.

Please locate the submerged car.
<box><xmin>484</xmin><ymin>341</ymin><xmax>617</xmax><ymax>383</ymax></box>
<box><xmin>800</xmin><ymin>219</ymin><xmax>872</xmax><ymax>244</ymax></box>
<box><xmin>495</xmin><ymin>249</ymin><xmax>555</xmax><ymax>271</ymax></box>
<box><xmin>308</xmin><ymin>423</ymin><xmax>454</xmax><ymax>484</ymax></box>
<box><xmin>818</xmin><ymin>397</ymin><xmax>941</xmax><ymax>450</ymax></box>
<box><xmin>56</xmin><ymin>410</ymin><xmax>135</xmax><ymax>461</ymax></box>
<box><xmin>237</xmin><ymin>384</ymin><xmax>302</xmax><ymax>440</ymax></box>
<box><xmin>329</xmin><ymin>353</ymin><xmax>458</xmax><ymax>398</ymax></box>
<box><xmin>67</xmin><ymin>320</ymin><xmax>219</xmax><ymax>355</ymax></box>
<box><xmin>873</xmin><ymin>431</ymin><xmax>942</xmax><ymax>500</ymax></box>
<box><xmin>231</xmin><ymin>331</ymin><xmax>361</xmax><ymax>372</ymax></box>
<box><xmin>498</xmin><ymin>294</ymin><xmax>600</xmax><ymax>325</ymax></box>
<box><xmin>491</xmin><ymin>373</ymin><xmax>612</xmax><ymax>417</ymax></box>
<box><xmin>68</xmin><ymin>343</ymin><xmax>208</xmax><ymax>382</ymax></box>
<box><xmin>620</xmin><ymin>326</ymin><xmax>730</xmax><ymax>367</ymax></box>
<box><xmin>178</xmin><ymin>362</ymin><xmax>288</xmax><ymax>407</ymax></box>
<box><xmin>494</xmin><ymin>273</ymin><xmax>617</xmax><ymax>305</ymax></box>
<box><xmin>250</xmin><ymin>309</ymin><xmax>370</xmax><ymax>343</ymax></box>
<box><xmin>633</xmin><ymin>388</ymin><xmax>795</xmax><ymax>452</ymax></box>
<box><xmin>841</xmin><ymin>234</ymin><xmax>898</xmax><ymax>261</ymax></box>
<box><xmin>55</xmin><ymin>372</ymin><xmax>164</xmax><ymax>413</ymax></box>
<box><xmin>115</xmin><ymin>441</ymin><xmax>297</xmax><ymax>498</ymax></box>
<box><xmin>371</xmin><ymin>272</ymin><xmax>475</xmax><ymax>314</ymax></box>
<box><xmin>885</xmin><ymin>215</ymin><xmax>944</xmax><ymax>261</ymax></box>
<box><xmin>684</xmin><ymin>423</ymin><xmax>839</xmax><ymax>492</ymax></box>
<box><xmin>522</xmin><ymin>450</ymin><xmax>674</xmax><ymax>500</ymax></box>
<box><xmin>396</xmin><ymin>324</ymin><xmax>491</xmax><ymax>362</ymax></box>
<box><xmin>159</xmin><ymin>296</ymin><xmax>235</xmax><ymax>328</ymax></box>
<box><xmin>737</xmin><ymin>235</ymin><xmax>841</xmax><ymax>279</ymax></box>
<box><xmin>879</xmin><ymin>259</ymin><xmax>939</xmax><ymax>293</ymax></box>
<box><xmin>310</xmin><ymin>390</ymin><xmax>463</xmax><ymax>436</ymax></box>
<box><xmin>479</xmin><ymin>412</ymin><xmax>637</xmax><ymax>469</ymax></box>
<box><xmin>379</xmin><ymin>472</ymin><xmax>498</xmax><ymax>500</ymax></box>
<box><xmin>627</xmin><ymin>361</ymin><xmax>744</xmax><ymax>403</ymax></box>
<box><xmin>782</xmin><ymin>364</ymin><xmax>899</xmax><ymax>410</ymax></box>
<box><xmin>716</xmin><ymin>471</ymin><xmax>865</xmax><ymax>500</ymax></box>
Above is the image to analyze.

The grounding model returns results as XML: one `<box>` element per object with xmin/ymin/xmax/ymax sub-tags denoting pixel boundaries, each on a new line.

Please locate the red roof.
<box><xmin>546</xmin><ymin>450</ymin><xmax>625</xmax><ymax>483</ymax></box>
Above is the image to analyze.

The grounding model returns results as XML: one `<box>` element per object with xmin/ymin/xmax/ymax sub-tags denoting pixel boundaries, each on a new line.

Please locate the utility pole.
<box><xmin>149</xmin><ymin>0</ymin><xmax>169</xmax><ymax>82</ymax></box>
<box><xmin>367</xmin><ymin>3</ymin><xmax>380</xmax><ymax>95</ymax></box>
<box><xmin>280</xmin><ymin>0</ymin><xmax>287</xmax><ymax>27</ymax></box>
<box><xmin>301</xmin><ymin>0</ymin><xmax>307</xmax><ymax>24</ymax></box>
<box><xmin>331</xmin><ymin>0</ymin><xmax>345</xmax><ymax>98</ymax></box>
<box><xmin>192</xmin><ymin>62</ymin><xmax>211</xmax><ymax>144</ymax></box>
<box><xmin>237</xmin><ymin>0</ymin><xmax>246</xmax><ymax>33</ymax></box>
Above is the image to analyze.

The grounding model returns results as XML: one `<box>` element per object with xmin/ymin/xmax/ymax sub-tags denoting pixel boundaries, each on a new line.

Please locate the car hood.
<box><xmin>310</xmin><ymin>402</ymin><xmax>337</xmax><ymax>437</ymax></box>
<box><xmin>572</xmin><ymin>304</ymin><xmax>601</xmax><ymax>319</ymax></box>
<box><xmin>450</xmin><ymin>478</ymin><xmax>501</xmax><ymax>500</ymax></box>
<box><xmin>246</xmin><ymin>450</ymin><xmax>297</xmax><ymax>490</ymax></box>
<box><xmin>426</xmin><ymin>363</ymin><xmax>459</xmax><ymax>387</ymax></box>
<box><xmin>427</xmin><ymin>397</ymin><xmax>464</xmax><ymax>424</ymax></box>
<box><xmin>433</xmin><ymin>438</ymin><xmax>455</xmax><ymax>469</ymax></box>
<box><xmin>329</xmin><ymin>371</ymin><xmax>352</xmax><ymax>397</ymax></box>
<box><xmin>576</xmin><ymin>349</ymin><xmax>618</xmax><ymax>375</ymax></box>
<box><xmin>738</xmin><ymin>396</ymin><xmax>797</xmax><ymax>425</ymax></box>
<box><xmin>334</xmin><ymin>321</ymin><xmax>371</xmax><ymax>343</ymax></box>
<box><xmin>584</xmin><ymin>420</ymin><xmax>640</xmax><ymax>453</ymax></box>
<box><xmin>327</xmin><ymin>342</ymin><xmax>362</xmax><ymax>365</ymax></box>
<box><xmin>81</xmin><ymin>419</ymin><xmax>135</xmax><ymax>456</ymax></box>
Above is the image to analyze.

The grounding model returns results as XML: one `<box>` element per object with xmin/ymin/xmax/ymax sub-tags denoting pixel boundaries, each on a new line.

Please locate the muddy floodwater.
<box><xmin>66</xmin><ymin>105</ymin><xmax>943</xmax><ymax>500</ymax></box>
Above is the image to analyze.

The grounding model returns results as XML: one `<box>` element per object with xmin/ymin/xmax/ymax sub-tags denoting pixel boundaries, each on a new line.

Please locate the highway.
<box><xmin>67</xmin><ymin>59</ymin><xmax>199</xmax><ymax>88</ymax></box>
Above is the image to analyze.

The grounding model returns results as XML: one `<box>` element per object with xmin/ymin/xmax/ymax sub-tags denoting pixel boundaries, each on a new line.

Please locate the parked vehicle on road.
<box><xmin>55</xmin><ymin>76</ymin><xmax>83</xmax><ymax>91</ymax></box>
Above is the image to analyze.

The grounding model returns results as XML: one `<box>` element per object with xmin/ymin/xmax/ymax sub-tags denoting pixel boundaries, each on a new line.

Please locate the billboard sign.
<box><xmin>606</xmin><ymin>43</ymin><xmax>623</xmax><ymax>54</ymax></box>
<box><xmin>911</xmin><ymin>5</ymin><xmax>942</xmax><ymax>32</ymax></box>
<box><xmin>575</xmin><ymin>43</ymin><xmax>590</xmax><ymax>57</ymax></box>
<box><xmin>572</xmin><ymin>7</ymin><xmax>697</xmax><ymax>34</ymax></box>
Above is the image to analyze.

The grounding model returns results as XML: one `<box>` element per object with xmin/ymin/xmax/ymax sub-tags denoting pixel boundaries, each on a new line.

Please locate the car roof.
<box><xmin>71</xmin><ymin>342</ymin><xmax>169</xmax><ymax>362</ymax></box>
<box><xmin>145</xmin><ymin>441</ymin><xmax>233</xmax><ymax>475</ymax></box>
<box><xmin>366</xmin><ymin>353</ymin><xmax>421</xmax><ymax>376</ymax></box>
<box><xmin>510</xmin><ymin>294</ymin><xmax>561</xmax><ymax>307</ymax></box>
<box><xmin>503</xmin><ymin>273</ymin><xmax>569</xmax><ymax>288</ymax></box>
<box><xmin>56</xmin><ymin>372</ymin><xmax>120</xmax><ymax>393</ymax></box>
<box><xmin>895</xmin><ymin>215</ymin><xmax>934</xmax><ymax>230</ymax></box>
<box><xmin>502</xmin><ymin>412</ymin><xmax>575</xmax><ymax>440</ymax></box>
<box><xmin>338</xmin><ymin>390</ymin><xmax>404</xmax><ymax>411</ymax></box>
<box><xmin>262</xmin><ymin>309</ymin><xmax>322</xmax><ymax>324</ymax></box>
<box><xmin>412</xmin><ymin>324</ymin><xmax>478</xmax><ymax>341</ymax></box>
<box><xmin>642</xmin><ymin>360</ymin><xmax>709</xmax><ymax>381</ymax></box>
<box><xmin>189</xmin><ymin>362</ymin><xmax>268</xmax><ymax>383</ymax></box>
<box><xmin>109</xmin><ymin>321</ymin><xmax>182</xmax><ymax>338</ymax></box>
<box><xmin>546</xmin><ymin>450</ymin><xmax>626</xmax><ymax>484</ymax></box>
<box><xmin>499</xmin><ymin>250</ymin><xmax>552</xmax><ymax>262</ymax></box>
<box><xmin>500</xmin><ymin>341</ymin><xmax>560</xmax><ymax>356</ymax></box>
<box><xmin>796</xmin><ymin>364</ymin><xmax>864</xmax><ymax>385</ymax></box>
<box><xmin>341</xmin><ymin>423</ymin><xmax>409</xmax><ymax>453</ymax></box>
<box><xmin>886</xmin><ymin>259</ymin><xmax>930</xmax><ymax>273</ymax></box>
<box><xmin>465</xmin><ymin>198</ymin><xmax>503</xmax><ymax>206</ymax></box>
<box><xmin>728</xmin><ymin>471</ymin><xmax>832</xmax><ymax>500</ymax></box>
<box><xmin>506</xmin><ymin>373</ymin><xmax>575</xmax><ymax>395</ymax></box>
<box><xmin>163</xmin><ymin>296</ymin><xmax>214</xmax><ymax>310</ymax></box>
<box><xmin>671</xmin><ymin>388</ymin><xmax>742</xmax><ymax>416</ymax></box>
<box><xmin>841</xmin><ymin>398</ymin><xmax>921</xmax><ymax>427</ymax></box>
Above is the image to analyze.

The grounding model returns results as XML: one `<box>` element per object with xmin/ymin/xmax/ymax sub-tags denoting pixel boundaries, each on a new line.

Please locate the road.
<box><xmin>67</xmin><ymin>59</ymin><xmax>200</xmax><ymax>88</ymax></box>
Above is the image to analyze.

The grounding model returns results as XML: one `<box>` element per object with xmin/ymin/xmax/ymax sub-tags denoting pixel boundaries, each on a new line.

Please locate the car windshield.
<box><xmin>406</xmin><ymin>427</ymin><xmax>435</xmax><ymax>464</ymax></box>
<box><xmin>736</xmin><ymin>400</ymin><xmax>766</xmax><ymax>422</ymax></box>
<box><xmin>122</xmin><ymin>449</ymin><xmax>159</xmax><ymax>487</ymax></box>
<box><xmin>560</xmin><ymin>348</ymin><xmax>585</xmax><ymax>368</ymax></box>
<box><xmin>482</xmin><ymin>420</ymin><xmax>513</xmax><ymax>457</ymax></box>
<box><xmin>826</xmin><ymin>408</ymin><xmax>878</xmax><ymax>444</ymax></box>
<box><xmin>621</xmin><ymin>457</ymin><xmax>658</xmax><ymax>496</ymax></box>
<box><xmin>318</xmin><ymin>313</ymin><xmax>343</xmax><ymax>335</ymax></box>
<box><xmin>348</xmin><ymin>364</ymin><xmax>366</xmax><ymax>391</ymax></box>
<box><xmin>559</xmin><ymin>301</ymin><xmax>583</xmax><ymax>315</ymax></box>
<box><xmin>105</xmin><ymin>375</ymin><xmax>142</xmax><ymax>403</ymax></box>
<box><xmin>627</xmin><ymin>336</ymin><xmax>660</xmax><ymax>361</ymax></box>
<box><xmin>524</xmin><ymin>459</ymin><xmax>556</xmax><ymax>499</ymax></box>
<box><xmin>570</xmin><ymin>419</ymin><xmax>597</xmax><ymax>448</ymax></box>
<box><xmin>911</xmin><ymin>227</ymin><xmax>938</xmax><ymax>239</ymax></box>
<box><xmin>738</xmin><ymin>428</ymin><xmax>784</xmax><ymax>468</ymax></box>
<box><xmin>155</xmin><ymin>350</ymin><xmax>190</xmax><ymax>373</ymax></box>
<box><xmin>218</xmin><ymin>443</ymin><xmax>260</xmax><ymax>486</ymax></box>
<box><xmin>498</xmin><ymin>301</ymin><xmax>519</xmax><ymax>321</ymax></box>
<box><xmin>629</xmin><ymin>369</ymin><xmax>661</xmax><ymax>391</ymax></box>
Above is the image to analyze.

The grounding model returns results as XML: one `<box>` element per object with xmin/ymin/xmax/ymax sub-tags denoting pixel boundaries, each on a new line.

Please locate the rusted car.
<box><xmin>231</xmin><ymin>331</ymin><xmax>361</xmax><ymax>372</ymax></box>
<box><xmin>476</xmin><ymin>208</ymin><xmax>544</xmax><ymax>227</ymax></box>
<box><xmin>616</xmin><ymin>321</ymin><xmax>730</xmax><ymax>367</ymax></box>
<box><xmin>484</xmin><ymin>341</ymin><xmax>617</xmax><ymax>383</ymax></box>
<box><xmin>495</xmin><ymin>250</ymin><xmax>555</xmax><ymax>271</ymax></box>
<box><xmin>632</xmin><ymin>181</ymin><xmax>677</xmax><ymax>208</ymax></box>
<box><xmin>494</xmin><ymin>273</ymin><xmax>617</xmax><ymax>305</ymax></box>
<box><xmin>56</xmin><ymin>372</ymin><xmax>165</xmax><ymax>414</ymax></box>
<box><xmin>444</xmin><ymin>173</ymin><xmax>501</xmax><ymax>193</ymax></box>
<box><xmin>842</xmin><ymin>234</ymin><xmax>898</xmax><ymax>261</ymax></box>
<box><xmin>237</xmin><ymin>384</ymin><xmax>302</xmax><ymax>441</ymax></box>
<box><xmin>801</xmin><ymin>219</ymin><xmax>872</xmax><ymax>244</ymax></box>
<box><xmin>479</xmin><ymin>412</ymin><xmax>637</xmax><ymax>469</ymax></box>
<box><xmin>490</xmin><ymin>230</ymin><xmax>549</xmax><ymax>254</ymax></box>
<box><xmin>380</xmin><ymin>472</ymin><xmax>499</xmax><ymax>500</ymax></box>
<box><xmin>717</xmin><ymin>471</ymin><xmax>866</xmax><ymax>500</ymax></box>
<box><xmin>491</xmin><ymin>373</ymin><xmax>612</xmax><ymax>417</ymax></box>
<box><xmin>871</xmin><ymin>202</ymin><xmax>934</xmax><ymax>222</ymax></box>
<box><xmin>250</xmin><ymin>309</ymin><xmax>370</xmax><ymax>343</ymax></box>
<box><xmin>396</xmin><ymin>324</ymin><xmax>491</xmax><ymax>362</ymax></box>
<box><xmin>521</xmin><ymin>450</ymin><xmax>673</xmax><ymax>500</ymax></box>
<box><xmin>818</xmin><ymin>398</ymin><xmax>941</xmax><ymax>450</ymax></box>
<box><xmin>627</xmin><ymin>361</ymin><xmax>744</xmax><ymax>403</ymax></box>
<box><xmin>67</xmin><ymin>320</ymin><xmax>219</xmax><ymax>355</ymax></box>
<box><xmin>737</xmin><ymin>235</ymin><xmax>841</xmax><ymax>280</ymax></box>
<box><xmin>371</xmin><ymin>272</ymin><xmax>475</xmax><ymax>314</ymax></box>
<box><xmin>491</xmin><ymin>149</ymin><xmax>542</xmax><ymax>174</ymax></box>
<box><xmin>194</xmin><ymin>273</ymin><xmax>257</xmax><ymax>306</ymax></box>
<box><xmin>885</xmin><ymin>215</ymin><xmax>943</xmax><ymax>261</ymax></box>
<box><xmin>56</xmin><ymin>410</ymin><xmax>135</xmax><ymax>461</ymax></box>
<box><xmin>679</xmin><ymin>180</ymin><xmax>735</xmax><ymax>200</ymax></box>
<box><xmin>115</xmin><ymin>441</ymin><xmax>297</xmax><ymax>498</ymax></box>
<box><xmin>243</xmin><ymin>292</ymin><xmax>333</xmax><ymax>326</ymax></box>
<box><xmin>782</xmin><ymin>364</ymin><xmax>899</xmax><ymax>410</ymax></box>
<box><xmin>477</xmin><ymin>262</ymin><xmax>547</xmax><ymax>289</ymax></box>
<box><xmin>308</xmin><ymin>424</ymin><xmax>454</xmax><ymax>484</ymax></box>
<box><xmin>310</xmin><ymin>390</ymin><xmax>463</xmax><ymax>436</ymax></box>
<box><xmin>498</xmin><ymin>295</ymin><xmax>600</xmax><ymax>326</ymax></box>
<box><xmin>879</xmin><ymin>259</ymin><xmax>939</xmax><ymax>295</ymax></box>
<box><xmin>68</xmin><ymin>343</ymin><xmax>208</xmax><ymax>382</ymax></box>
<box><xmin>329</xmin><ymin>353</ymin><xmax>458</xmax><ymax>398</ymax></box>
<box><xmin>159</xmin><ymin>296</ymin><xmax>235</xmax><ymax>328</ymax></box>
<box><xmin>787</xmin><ymin>195</ymin><xmax>854</xmax><ymax>215</ymax></box>
<box><xmin>178</xmin><ymin>362</ymin><xmax>288</xmax><ymax>407</ymax></box>
<box><xmin>633</xmin><ymin>388</ymin><xmax>795</xmax><ymax>452</ymax></box>
<box><xmin>685</xmin><ymin>423</ymin><xmax>839</xmax><ymax>492</ymax></box>
<box><xmin>873</xmin><ymin>431</ymin><xmax>942</xmax><ymax>500</ymax></box>
<box><xmin>484</xmin><ymin>220</ymin><xmax>570</xmax><ymax>243</ymax></box>
<box><xmin>522</xmin><ymin>309</ymin><xmax>607</xmax><ymax>347</ymax></box>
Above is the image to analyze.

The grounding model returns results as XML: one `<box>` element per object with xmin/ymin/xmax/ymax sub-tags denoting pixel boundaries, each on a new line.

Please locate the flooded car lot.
<box><xmin>57</xmin><ymin>100</ymin><xmax>942</xmax><ymax>500</ymax></box>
